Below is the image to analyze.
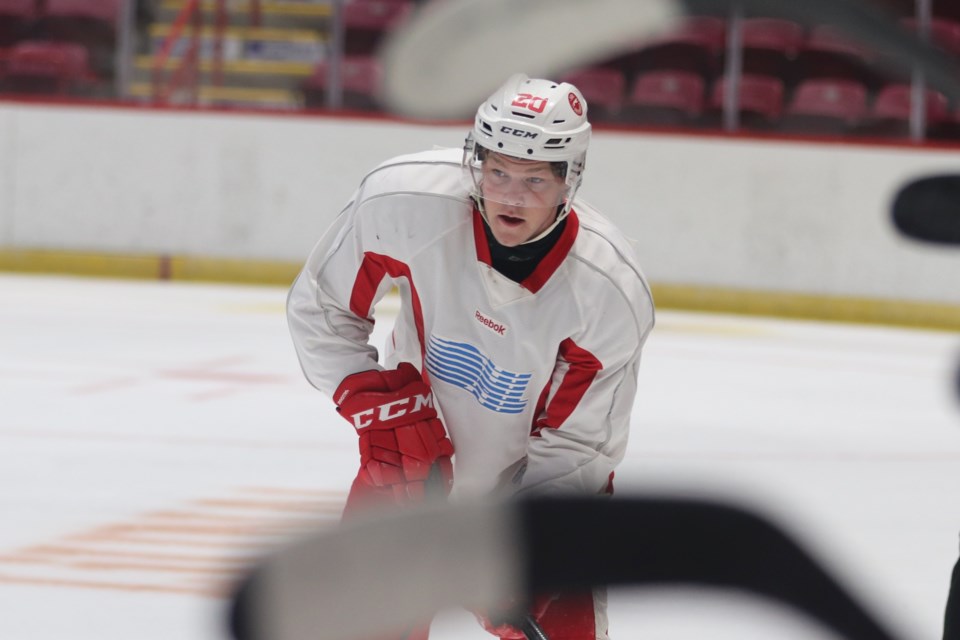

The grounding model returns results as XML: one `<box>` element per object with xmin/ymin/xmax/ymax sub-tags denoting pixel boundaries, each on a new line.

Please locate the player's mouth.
<box><xmin>497</xmin><ymin>214</ymin><xmax>525</xmax><ymax>227</ymax></box>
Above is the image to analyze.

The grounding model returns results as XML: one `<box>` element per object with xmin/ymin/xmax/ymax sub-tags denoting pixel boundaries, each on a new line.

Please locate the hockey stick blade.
<box><xmin>227</xmin><ymin>495</ymin><xmax>904</xmax><ymax>640</ymax></box>
<box><xmin>381</xmin><ymin>0</ymin><xmax>960</xmax><ymax>119</ymax></box>
<box><xmin>379</xmin><ymin>0</ymin><xmax>680</xmax><ymax>119</ymax></box>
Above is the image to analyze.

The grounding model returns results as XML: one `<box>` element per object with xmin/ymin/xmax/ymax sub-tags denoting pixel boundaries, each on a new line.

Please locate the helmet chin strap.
<box><xmin>520</xmin><ymin>205</ymin><xmax>569</xmax><ymax>245</ymax></box>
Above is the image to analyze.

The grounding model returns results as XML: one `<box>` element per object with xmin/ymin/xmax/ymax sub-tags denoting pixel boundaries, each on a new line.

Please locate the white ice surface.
<box><xmin>1</xmin><ymin>274</ymin><xmax>958</xmax><ymax>640</ymax></box>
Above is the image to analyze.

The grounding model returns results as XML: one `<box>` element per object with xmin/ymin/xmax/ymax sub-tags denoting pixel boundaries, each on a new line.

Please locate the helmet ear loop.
<box><xmin>463</xmin><ymin>133</ymin><xmax>491</xmax><ymax>221</ymax></box>
<box><xmin>474</xmin><ymin>191</ymin><xmax>488</xmax><ymax>221</ymax></box>
<box><xmin>471</xmin><ymin>162</ymin><xmax>490</xmax><ymax>222</ymax></box>
<box><xmin>557</xmin><ymin>158</ymin><xmax>584</xmax><ymax>219</ymax></box>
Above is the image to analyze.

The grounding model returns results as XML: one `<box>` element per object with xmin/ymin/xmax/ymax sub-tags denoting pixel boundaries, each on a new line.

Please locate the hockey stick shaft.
<box><xmin>428</xmin><ymin>464</ymin><xmax>548</xmax><ymax>640</ymax></box>
<box><xmin>520</xmin><ymin>614</ymin><xmax>549</xmax><ymax>640</ymax></box>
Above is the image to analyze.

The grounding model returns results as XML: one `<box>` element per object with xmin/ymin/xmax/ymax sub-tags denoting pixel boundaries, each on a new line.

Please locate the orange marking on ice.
<box><xmin>187</xmin><ymin>386</ymin><xmax>245</xmax><ymax>401</ymax></box>
<box><xmin>0</xmin><ymin>573</ymin><xmax>221</xmax><ymax>597</ymax></box>
<box><xmin>76</xmin><ymin>521</ymin><xmax>303</xmax><ymax>537</ymax></box>
<box><xmin>1</xmin><ymin>486</ymin><xmax>345</xmax><ymax>597</ymax></box>
<box><xmin>160</xmin><ymin>369</ymin><xmax>288</xmax><ymax>384</ymax></box>
<box><xmin>70</xmin><ymin>377</ymin><xmax>141</xmax><ymax>394</ymax></box>
<box><xmin>0</xmin><ymin>553</ymin><xmax>242</xmax><ymax>575</ymax></box>
<box><xmin>191</xmin><ymin>497</ymin><xmax>342</xmax><ymax>513</ymax></box>
<box><xmin>238</xmin><ymin>486</ymin><xmax>347</xmax><ymax>498</ymax></box>
<box><xmin>20</xmin><ymin>544</ymin><xmax>256</xmax><ymax>566</ymax></box>
<box><xmin>144</xmin><ymin>509</ymin><xmax>319</xmax><ymax>523</ymax></box>
<box><xmin>69</xmin><ymin>533</ymin><xmax>273</xmax><ymax>549</ymax></box>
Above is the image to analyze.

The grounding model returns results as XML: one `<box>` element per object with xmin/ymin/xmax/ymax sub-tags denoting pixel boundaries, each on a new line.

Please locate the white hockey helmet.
<box><xmin>463</xmin><ymin>73</ymin><xmax>591</xmax><ymax>222</ymax></box>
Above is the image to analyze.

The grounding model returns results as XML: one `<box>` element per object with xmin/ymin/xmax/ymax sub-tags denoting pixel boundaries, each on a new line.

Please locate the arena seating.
<box><xmin>342</xmin><ymin>0</ymin><xmax>414</xmax><ymax>56</ymax></box>
<box><xmin>781</xmin><ymin>78</ymin><xmax>869</xmax><ymax>135</ymax></box>
<box><xmin>623</xmin><ymin>69</ymin><xmax>706</xmax><ymax>126</ymax></box>
<box><xmin>560</xmin><ymin>67</ymin><xmax>627</xmax><ymax>122</ymax></box>
<box><xmin>901</xmin><ymin>17</ymin><xmax>960</xmax><ymax>58</ymax></box>
<box><xmin>609</xmin><ymin>16</ymin><xmax>726</xmax><ymax>82</ymax></box>
<box><xmin>740</xmin><ymin>18</ymin><xmax>806</xmax><ymax>80</ymax></box>
<box><xmin>302</xmin><ymin>55</ymin><xmax>382</xmax><ymax>111</ymax></box>
<box><xmin>794</xmin><ymin>25</ymin><xmax>886</xmax><ymax>90</ymax></box>
<box><xmin>933</xmin><ymin>0</ymin><xmax>960</xmax><ymax>23</ymax></box>
<box><xmin>1</xmin><ymin>39</ymin><xmax>94</xmax><ymax>95</ymax></box>
<box><xmin>0</xmin><ymin>0</ymin><xmax>957</xmax><ymax>143</ymax></box>
<box><xmin>0</xmin><ymin>0</ymin><xmax>37</xmax><ymax>47</ymax></box>
<box><xmin>863</xmin><ymin>82</ymin><xmax>951</xmax><ymax>136</ymax></box>
<box><xmin>706</xmin><ymin>73</ymin><xmax>785</xmax><ymax>130</ymax></box>
<box><xmin>37</xmin><ymin>0</ymin><xmax>122</xmax><ymax>76</ymax></box>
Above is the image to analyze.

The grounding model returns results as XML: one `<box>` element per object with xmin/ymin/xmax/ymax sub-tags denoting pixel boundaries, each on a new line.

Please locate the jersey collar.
<box><xmin>472</xmin><ymin>206</ymin><xmax>580</xmax><ymax>294</ymax></box>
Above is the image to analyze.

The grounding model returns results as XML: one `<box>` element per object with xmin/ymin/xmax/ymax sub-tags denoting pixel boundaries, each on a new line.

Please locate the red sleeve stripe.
<box><xmin>530</xmin><ymin>380</ymin><xmax>553</xmax><ymax>436</ymax></box>
<box><xmin>534</xmin><ymin>337</ymin><xmax>602</xmax><ymax>432</ymax></box>
<box><xmin>349</xmin><ymin>252</ymin><xmax>428</xmax><ymax>366</ymax></box>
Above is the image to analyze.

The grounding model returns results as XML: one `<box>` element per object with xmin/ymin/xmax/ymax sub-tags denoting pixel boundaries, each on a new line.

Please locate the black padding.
<box><xmin>228</xmin><ymin>569</ymin><xmax>260</xmax><ymax>640</ymax></box>
<box><xmin>892</xmin><ymin>175</ymin><xmax>960</xmax><ymax>245</ymax></box>
<box><xmin>944</xmin><ymin>554</ymin><xmax>960</xmax><ymax>640</ymax></box>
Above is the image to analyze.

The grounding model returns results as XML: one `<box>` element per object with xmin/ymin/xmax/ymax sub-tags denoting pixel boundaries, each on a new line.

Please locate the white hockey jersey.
<box><xmin>288</xmin><ymin>148</ymin><xmax>655</xmax><ymax>498</ymax></box>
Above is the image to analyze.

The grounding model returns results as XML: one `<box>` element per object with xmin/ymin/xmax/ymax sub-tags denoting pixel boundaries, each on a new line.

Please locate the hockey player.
<box><xmin>287</xmin><ymin>73</ymin><xmax>655</xmax><ymax>639</ymax></box>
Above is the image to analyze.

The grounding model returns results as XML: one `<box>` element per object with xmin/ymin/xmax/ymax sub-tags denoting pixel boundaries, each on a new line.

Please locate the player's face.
<box><xmin>480</xmin><ymin>153</ymin><xmax>567</xmax><ymax>247</ymax></box>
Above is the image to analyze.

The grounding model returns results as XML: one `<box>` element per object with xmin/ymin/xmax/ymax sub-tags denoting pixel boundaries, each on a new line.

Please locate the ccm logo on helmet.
<box><xmin>499</xmin><ymin>126</ymin><xmax>538</xmax><ymax>139</ymax></box>
<box><xmin>346</xmin><ymin>393</ymin><xmax>434</xmax><ymax>430</ymax></box>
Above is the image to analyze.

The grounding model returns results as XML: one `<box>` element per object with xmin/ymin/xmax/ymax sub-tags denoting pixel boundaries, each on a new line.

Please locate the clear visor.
<box><xmin>464</xmin><ymin>147</ymin><xmax>571</xmax><ymax>209</ymax></box>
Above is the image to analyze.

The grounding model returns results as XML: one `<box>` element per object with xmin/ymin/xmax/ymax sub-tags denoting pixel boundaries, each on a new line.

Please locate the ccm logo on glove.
<box><xmin>334</xmin><ymin>363</ymin><xmax>454</xmax><ymax>506</ymax></box>
<box><xmin>341</xmin><ymin>392</ymin><xmax>434</xmax><ymax>430</ymax></box>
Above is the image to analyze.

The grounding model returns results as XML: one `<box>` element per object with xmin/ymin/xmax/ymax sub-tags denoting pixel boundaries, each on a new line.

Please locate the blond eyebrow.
<box><xmin>487</xmin><ymin>155</ymin><xmax>553</xmax><ymax>174</ymax></box>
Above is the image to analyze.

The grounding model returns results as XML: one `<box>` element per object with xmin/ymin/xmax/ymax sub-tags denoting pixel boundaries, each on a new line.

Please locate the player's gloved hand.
<box><xmin>474</xmin><ymin>593</ymin><xmax>557</xmax><ymax>639</ymax></box>
<box><xmin>334</xmin><ymin>362</ymin><xmax>454</xmax><ymax>504</ymax></box>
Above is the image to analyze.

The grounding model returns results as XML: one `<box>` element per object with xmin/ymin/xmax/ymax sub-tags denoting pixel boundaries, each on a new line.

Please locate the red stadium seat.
<box><xmin>2</xmin><ymin>39</ymin><xmax>93</xmax><ymax>95</ymax></box>
<box><xmin>623</xmin><ymin>69</ymin><xmax>706</xmax><ymax>126</ymax></box>
<box><xmin>303</xmin><ymin>55</ymin><xmax>383</xmax><ymax>110</ymax></box>
<box><xmin>38</xmin><ymin>0</ymin><xmax>121</xmax><ymax>76</ymax></box>
<box><xmin>740</xmin><ymin>18</ymin><xmax>805</xmax><ymax>79</ymax></box>
<box><xmin>343</xmin><ymin>0</ymin><xmax>414</xmax><ymax>56</ymax></box>
<box><xmin>560</xmin><ymin>67</ymin><xmax>626</xmax><ymax>122</ymax></box>
<box><xmin>864</xmin><ymin>83</ymin><xmax>951</xmax><ymax>137</ymax></box>
<box><xmin>795</xmin><ymin>25</ymin><xmax>883</xmax><ymax>88</ymax></box>
<box><xmin>933</xmin><ymin>0</ymin><xmax>960</xmax><ymax>24</ymax></box>
<box><xmin>782</xmin><ymin>78</ymin><xmax>868</xmax><ymax>134</ymax></box>
<box><xmin>0</xmin><ymin>0</ymin><xmax>38</xmax><ymax>46</ymax></box>
<box><xmin>44</xmin><ymin>0</ymin><xmax>120</xmax><ymax>25</ymax></box>
<box><xmin>930</xmin><ymin>107</ymin><xmax>960</xmax><ymax>140</ymax></box>
<box><xmin>609</xmin><ymin>16</ymin><xmax>726</xmax><ymax>81</ymax></box>
<box><xmin>902</xmin><ymin>17</ymin><xmax>960</xmax><ymax>58</ymax></box>
<box><xmin>873</xmin><ymin>0</ymin><xmax>921</xmax><ymax>18</ymax></box>
<box><xmin>707</xmin><ymin>73</ymin><xmax>785</xmax><ymax>129</ymax></box>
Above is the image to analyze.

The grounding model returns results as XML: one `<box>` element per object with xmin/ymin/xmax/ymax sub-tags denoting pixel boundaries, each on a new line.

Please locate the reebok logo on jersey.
<box><xmin>475</xmin><ymin>310</ymin><xmax>508</xmax><ymax>336</ymax></box>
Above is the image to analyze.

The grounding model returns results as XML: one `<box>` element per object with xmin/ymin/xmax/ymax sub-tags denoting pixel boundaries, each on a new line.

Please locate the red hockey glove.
<box><xmin>334</xmin><ymin>363</ymin><xmax>454</xmax><ymax>505</ymax></box>
<box><xmin>474</xmin><ymin>594</ymin><xmax>557</xmax><ymax>640</ymax></box>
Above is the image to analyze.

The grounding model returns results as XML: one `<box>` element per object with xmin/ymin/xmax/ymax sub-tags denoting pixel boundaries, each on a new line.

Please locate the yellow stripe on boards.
<box><xmin>1</xmin><ymin>249</ymin><xmax>958</xmax><ymax>331</ymax></box>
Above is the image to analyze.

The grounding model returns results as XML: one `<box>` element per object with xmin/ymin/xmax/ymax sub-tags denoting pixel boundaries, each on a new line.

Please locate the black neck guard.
<box><xmin>482</xmin><ymin>216</ymin><xmax>568</xmax><ymax>284</ymax></box>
